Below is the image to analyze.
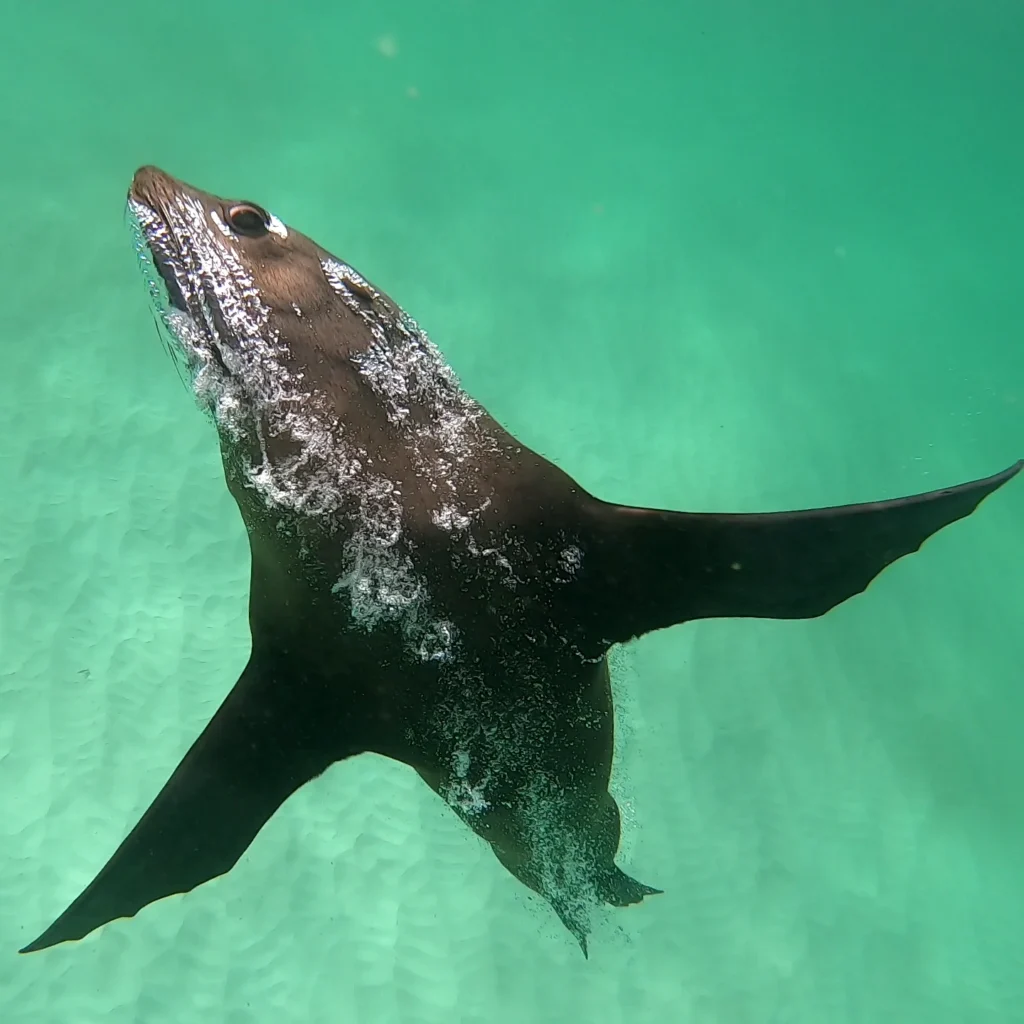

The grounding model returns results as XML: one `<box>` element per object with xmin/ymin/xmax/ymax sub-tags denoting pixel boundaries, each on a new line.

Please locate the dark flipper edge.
<box><xmin>581</xmin><ymin>460</ymin><xmax>1022</xmax><ymax>647</ymax></box>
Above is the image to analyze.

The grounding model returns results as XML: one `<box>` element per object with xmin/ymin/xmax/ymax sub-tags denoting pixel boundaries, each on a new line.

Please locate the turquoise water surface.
<box><xmin>2</xmin><ymin>2</ymin><xmax>1023</xmax><ymax>1021</ymax></box>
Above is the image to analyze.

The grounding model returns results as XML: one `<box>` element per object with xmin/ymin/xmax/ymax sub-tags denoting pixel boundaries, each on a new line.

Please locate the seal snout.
<box><xmin>129</xmin><ymin>165</ymin><xmax>185</xmax><ymax>208</ymax></box>
<box><xmin>131</xmin><ymin>164</ymin><xmax>172</xmax><ymax>189</ymax></box>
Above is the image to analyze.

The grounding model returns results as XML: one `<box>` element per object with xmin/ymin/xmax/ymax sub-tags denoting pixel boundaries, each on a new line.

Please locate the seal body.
<box><xmin>19</xmin><ymin>166</ymin><xmax>1021</xmax><ymax>955</ymax></box>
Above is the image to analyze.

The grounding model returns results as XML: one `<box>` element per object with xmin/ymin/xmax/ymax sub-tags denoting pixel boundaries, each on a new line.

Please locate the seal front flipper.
<box><xmin>581</xmin><ymin>460</ymin><xmax>1022</xmax><ymax>645</ymax></box>
<box><xmin>20</xmin><ymin>653</ymin><xmax>360</xmax><ymax>953</ymax></box>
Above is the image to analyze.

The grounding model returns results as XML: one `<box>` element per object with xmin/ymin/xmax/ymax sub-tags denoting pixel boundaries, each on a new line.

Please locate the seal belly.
<box><xmin>409</xmin><ymin>655</ymin><xmax>660</xmax><ymax>956</ymax></box>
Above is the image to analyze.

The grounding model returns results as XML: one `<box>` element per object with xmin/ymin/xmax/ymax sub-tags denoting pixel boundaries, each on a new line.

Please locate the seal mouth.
<box><xmin>125</xmin><ymin>165</ymin><xmax>280</xmax><ymax>419</ymax></box>
<box><xmin>128</xmin><ymin>167</ymin><xmax>194</xmax><ymax>315</ymax></box>
<box><xmin>151</xmin><ymin>249</ymin><xmax>188</xmax><ymax>312</ymax></box>
<box><xmin>153</xmin><ymin>251</ymin><xmax>188</xmax><ymax>311</ymax></box>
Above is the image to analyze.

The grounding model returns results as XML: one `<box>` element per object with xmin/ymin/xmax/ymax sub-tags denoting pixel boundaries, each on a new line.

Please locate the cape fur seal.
<box><xmin>20</xmin><ymin>165</ymin><xmax>1021</xmax><ymax>955</ymax></box>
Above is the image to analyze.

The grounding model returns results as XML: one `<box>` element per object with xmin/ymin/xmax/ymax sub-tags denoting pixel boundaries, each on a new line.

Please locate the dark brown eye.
<box><xmin>226</xmin><ymin>203</ymin><xmax>270</xmax><ymax>237</ymax></box>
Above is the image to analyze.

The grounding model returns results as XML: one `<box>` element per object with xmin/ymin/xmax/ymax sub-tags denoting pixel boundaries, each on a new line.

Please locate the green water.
<box><xmin>2</xmin><ymin>1</ymin><xmax>1023</xmax><ymax>1020</ymax></box>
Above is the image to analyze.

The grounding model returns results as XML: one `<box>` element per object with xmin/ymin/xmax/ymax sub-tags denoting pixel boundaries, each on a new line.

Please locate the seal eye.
<box><xmin>226</xmin><ymin>203</ymin><xmax>270</xmax><ymax>237</ymax></box>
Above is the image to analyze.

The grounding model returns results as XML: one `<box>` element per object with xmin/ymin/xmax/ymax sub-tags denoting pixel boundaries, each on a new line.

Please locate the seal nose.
<box><xmin>129</xmin><ymin>165</ymin><xmax>177</xmax><ymax>203</ymax></box>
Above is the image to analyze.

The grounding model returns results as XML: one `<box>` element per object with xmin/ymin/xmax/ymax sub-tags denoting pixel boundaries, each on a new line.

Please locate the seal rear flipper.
<box><xmin>582</xmin><ymin>460</ymin><xmax>1022</xmax><ymax>647</ymax></box>
<box><xmin>20</xmin><ymin>653</ymin><xmax>357</xmax><ymax>954</ymax></box>
<box><xmin>549</xmin><ymin>893</ymin><xmax>593</xmax><ymax>959</ymax></box>
<box><xmin>597</xmin><ymin>866</ymin><xmax>662</xmax><ymax>908</ymax></box>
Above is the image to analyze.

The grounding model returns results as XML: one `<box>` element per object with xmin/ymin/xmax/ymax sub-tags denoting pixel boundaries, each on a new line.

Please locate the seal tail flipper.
<box><xmin>549</xmin><ymin>893</ymin><xmax>593</xmax><ymax>959</ymax></box>
<box><xmin>580</xmin><ymin>460</ymin><xmax>1022</xmax><ymax>647</ymax></box>
<box><xmin>597</xmin><ymin>866</ymin><xmax>663</xmax><ymax>908</ymax></box>
<box><xmin>20</xmin><ymin>653</ymin><xmax>355</xmax><ymax>953</ymax></box>
<box><xmin>548</xmin><ymin>871</ymin><xmax>661</xmax><ymax>958</ymax></box>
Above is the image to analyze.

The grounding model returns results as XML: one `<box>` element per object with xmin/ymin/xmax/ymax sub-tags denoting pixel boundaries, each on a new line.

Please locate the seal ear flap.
<box><xmin>20</xmin><ymin>653</ymin><xmax>359</xmax><ymax>954</ymax></box>
<box><xmin>579</xmin><ymin>461</ymin><xmax>1022</xmax><ymax>649</ymax></box>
